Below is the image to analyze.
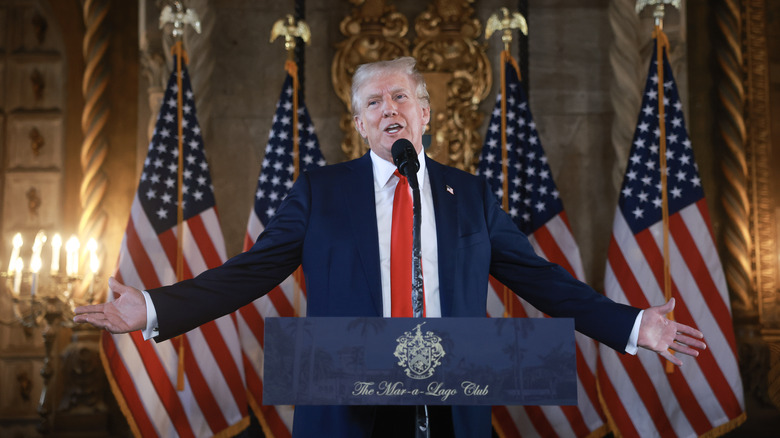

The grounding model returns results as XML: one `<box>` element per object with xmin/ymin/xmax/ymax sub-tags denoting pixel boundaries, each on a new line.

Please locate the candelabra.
<box><xmin>1</xmin><ymin>231</ymin><xmax>101</xmax><ymax>435</ymax></box>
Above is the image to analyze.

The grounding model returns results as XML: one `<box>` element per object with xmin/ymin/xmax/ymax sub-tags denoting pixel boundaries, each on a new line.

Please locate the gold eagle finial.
<box><xmin>159</xmin><ymin>1</ymin><xmax>201</xmax><ymax>38</ymax></box>
<box><xmin>270</xmin><ymin>15</ymin><xmax>311</xmax><ymax>56</ymax></box>
<box><xmin>486</xmin><ymin>8</ymin><xmax>528</xmax><ymax>52</ymax></box>
<box><xmin>635</xmin><ymin>0</ymin><xmax>681</xmax><ymax>27</ymax></box>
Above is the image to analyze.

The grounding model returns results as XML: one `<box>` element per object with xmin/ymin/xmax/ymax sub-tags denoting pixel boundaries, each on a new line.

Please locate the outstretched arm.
<box><xmin>638</xmin><ymin>297</ymin><xmax>706</xmax><ymax>366</ymax></box>
<box><xmin>73</xmin><ymin>277</ymin><xmax>146</xmax><ymax>333</ymax></box>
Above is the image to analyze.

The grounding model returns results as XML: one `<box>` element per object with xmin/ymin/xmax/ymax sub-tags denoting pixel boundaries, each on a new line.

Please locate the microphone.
<box><xmin>391</xmin><ymin>139</ymin><xmax>420</xmax><ymax>179</ymax></box>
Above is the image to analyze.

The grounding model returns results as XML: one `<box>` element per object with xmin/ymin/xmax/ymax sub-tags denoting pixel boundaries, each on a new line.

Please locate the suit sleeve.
<box><xmin>148</xmin><ymin>171</ymin><xmax>313</xmax><ymax>341</ymax></box>
<box><xmin>481</xmin><ymin>179</ymin><xmax>640</xmax><ymax>353</ymax></box>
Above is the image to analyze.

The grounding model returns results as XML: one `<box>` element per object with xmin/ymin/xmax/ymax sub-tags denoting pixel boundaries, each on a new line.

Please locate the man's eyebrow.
<box><xmin>362</xmin><ymin>87</ymin><xmax>410</xmax><ymax>102</ymax></box>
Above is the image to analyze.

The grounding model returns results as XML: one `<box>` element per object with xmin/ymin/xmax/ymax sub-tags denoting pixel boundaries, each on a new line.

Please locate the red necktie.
<box><xmin>391</xmin><ymin>170</ymin><xmax>413</xmax><ymax>317</ymax></box>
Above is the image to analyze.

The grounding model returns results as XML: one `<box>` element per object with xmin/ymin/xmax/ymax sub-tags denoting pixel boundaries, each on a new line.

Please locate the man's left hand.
<box><xmin>638</xmin><ymin>297</ymin><xmax>706</xmax><ymax>367</ymax></box>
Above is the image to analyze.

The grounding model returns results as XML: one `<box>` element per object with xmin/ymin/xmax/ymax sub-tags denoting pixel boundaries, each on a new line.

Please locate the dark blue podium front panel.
<box><xmin>263</xmin><ymin>317</ymin><xmax>576</xmax><ymax>406</ymax></box>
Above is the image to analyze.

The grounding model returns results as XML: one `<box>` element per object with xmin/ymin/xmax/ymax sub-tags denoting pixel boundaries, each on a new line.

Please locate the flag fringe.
<box><xmin>585</xmin><ymin>424</ymin><xmax>611</xmax><ymax>438</ymax></box>
<box><xmin>491</xmin><ymin>412</ymin><xmax>507</xmax><ymax>438</ymax></box>
<box><xmin>247</xmin><ymin>390</ymin><xmax>277</xmax><ymax>438</ymax></box>
<box><xmin>212</xmin><ymin>416</ymin><xmax>250</xmax><ymax>438</ymax></box>
<box><xmin>698</xmin><ymin>412</ymin><xmax>747</xmax><ymax>438</ymax></box>
<box><xmin>100</xmin><ymin>336</ymin><xmax>144</xmax><ymax>438</ymax></box>
<box><xmin>595</xmin><ymin>371</ymin><xmax>622</xmax><ymax>438</ymax></box>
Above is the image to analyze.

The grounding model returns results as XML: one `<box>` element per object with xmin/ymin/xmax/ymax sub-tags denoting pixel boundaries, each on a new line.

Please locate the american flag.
<box><xmin>478</xmin><ymin>54</ymin><xmax>608</xmax><ymax>438</ymax></box>
<box><xmin>237</xmin><ymin>63</ymin><xmax>326</xmax><ymax>437</ymax></box>
<box><xmin>100</xmin><ymin>62</ymin><xmax>249</xmax><ymax>437</ymax></box>
<box><xmin>597</xmin><ymin>38</ymin><xmax>745</xmax><ymax>437</ymax></box>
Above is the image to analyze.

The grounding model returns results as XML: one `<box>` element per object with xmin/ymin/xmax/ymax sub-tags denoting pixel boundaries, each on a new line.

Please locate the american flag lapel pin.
<box><xmin>446</xmin><ymin>185</ymin><xmax>454</xmax><ymax>195</ymax></box>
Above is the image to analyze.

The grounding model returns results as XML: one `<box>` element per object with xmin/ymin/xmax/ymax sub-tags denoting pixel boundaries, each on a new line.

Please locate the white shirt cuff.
<box><xmin>624</xmin><ymin>310</ymin><xmax>643</xmax><ymax>355</ymax></box>
<box><xmin>141</xmin><ymin>290</ymin><xmax>160</xmax><ymax>340</ymax></box>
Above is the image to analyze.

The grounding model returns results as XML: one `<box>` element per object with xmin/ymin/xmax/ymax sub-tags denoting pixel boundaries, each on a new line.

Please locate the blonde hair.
<box><xmin>350</xmin><ymin>57</ymin><xmax>430</xmax><ymax>116</ymax></box>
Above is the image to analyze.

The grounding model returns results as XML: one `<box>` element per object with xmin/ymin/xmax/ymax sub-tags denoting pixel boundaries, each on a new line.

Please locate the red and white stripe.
<box><xmin>236</xmin><ymin>211</ymin><xmax>305</xmax><ymax>437</ymax></box>
<box><xmin>101</xmin><ymin>198</ymin><xmax>248</xmax><ymax>438</ymax></box>
<box><xmin>598</xmin><ymin>200</ymin><xmax>744</xmax><ymax>437</ymax></box>
<box><xmin>489</xmin><ymin>212</ymin><xmax>609</xmax><ymax>438</ymax></box>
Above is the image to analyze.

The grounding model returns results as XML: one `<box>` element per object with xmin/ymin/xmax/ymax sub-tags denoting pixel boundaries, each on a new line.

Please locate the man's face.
<box><xmin>353</xmin><ymin>71</ymin><xmax>430</xmax><ymax>163</ymax></box>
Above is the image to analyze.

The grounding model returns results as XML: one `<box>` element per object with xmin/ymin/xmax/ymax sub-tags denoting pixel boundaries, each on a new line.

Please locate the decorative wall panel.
<box><xmin>6</xmin><ymin>113</ymin><xmax>63</xmax><ymax>169</ymax></box>
<box><xmin>0</xmin><ymin>358</ymin><xmax>44</xmax><ymax>416</ymax></box>
<box><xmin>2</xmin><ymin>172</ymin><xmax>63</xmax><ymax>234</ymax></box>
<box><xmin>6</xmin><ymin>58</ymin><xmax>64</xmax><ymax>111</ymax></box>
<box><xmin>12</xmin><ymin>6</ymin><xmax>55</xmax><ymax>52</ymax></box>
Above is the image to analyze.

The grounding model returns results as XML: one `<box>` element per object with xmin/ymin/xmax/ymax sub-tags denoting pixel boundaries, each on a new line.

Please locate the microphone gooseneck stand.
<box><xmin>391</xmin><ymin>138</ymin><xmax>430</xmax><ymax>438</ymax></box>
<box><xmin>407</xmin><ymin>170</ymin><xmax>429</xmax><ymax>438</ymax></box>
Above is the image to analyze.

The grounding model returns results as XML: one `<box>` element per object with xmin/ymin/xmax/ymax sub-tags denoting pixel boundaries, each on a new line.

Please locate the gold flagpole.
<box><xmin>637</xmin><ymin>0</ymin><xmax>678</xmax><ymax>374</ymax></box>
<box><xmin>271</xmin><ymin>15</ymin><xmax>311</xmax><ymax>317</ymax></box>
<box><xmin>173</xmin><ymin>39</ymin><xmax>188</xmax><ymax>392</ymax></box>
<box><xmin>486</xmin><ymin>8</ymin><xmax>528</xmax><ymax>318</ymax></box>
<box><xmin>485</xmin><ymin>8</ymin><xmax>528</xmax><ymax>318</ymax></box>
<box><xmin>160</xmin><ymin>0</ymin><xmax>202</xmax><ymax>391</ymax></box>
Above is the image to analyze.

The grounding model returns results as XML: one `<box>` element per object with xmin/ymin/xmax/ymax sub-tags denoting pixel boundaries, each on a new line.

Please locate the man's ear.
<box><xmin>421</xmin><ymin>106</ymin><xmax>431</xmax><ymax>128</ymax></box>
<box><xmin>354</xmin><ymin>115</ymin><xmax>367</xmax><ymax>138</ymax></box>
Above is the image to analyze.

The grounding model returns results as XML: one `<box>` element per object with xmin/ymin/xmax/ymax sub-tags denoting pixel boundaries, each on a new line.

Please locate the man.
<box><xmin>74</xmin><ymin>57</ymin><xmax>705</xmax><ymax>437</ymax></box>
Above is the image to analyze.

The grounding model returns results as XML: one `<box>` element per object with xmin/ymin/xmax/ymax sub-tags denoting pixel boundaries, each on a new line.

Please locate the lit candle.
<box><xmin>7</xmin><ymin>233</ymin><xmax>22</xmax><ymax>275</ymax></box>
<box><xmin>50</xmin><ymin>234</ymin><xmax>62</xmax><ymax>274</ymax></box>
<box><xmin>29</xmin><ymin>232</ymin><xmax>45</xmax><ymax>297</ymax></box>
<box><xmin>65</xmin><ymin>236</ymin><xmax>80</xmax><ymax>276</ymax></box>
<box><xmin>12</xmin><ymin>258</ymin><xmax>23</xmax><ymax>296</ymax></box>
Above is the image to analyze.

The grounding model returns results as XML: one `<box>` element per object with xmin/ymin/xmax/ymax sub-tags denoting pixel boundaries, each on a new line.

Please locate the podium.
<box><xmin>263</xmin><ymin>317</ymin><xmax>576</xmax><ymax>406</ymax></box>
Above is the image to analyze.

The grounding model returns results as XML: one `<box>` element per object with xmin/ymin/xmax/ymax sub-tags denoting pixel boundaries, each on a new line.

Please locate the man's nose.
<box><xmin>382</xmin><ymin>99</ymin><xmax>398</xmax><ymax>116</ymax></box>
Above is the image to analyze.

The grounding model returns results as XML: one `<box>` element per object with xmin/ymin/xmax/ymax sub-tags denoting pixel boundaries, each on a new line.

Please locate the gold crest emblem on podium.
<box><xmin>393</xmin><ymin>322</ymin><xmax>446</xmax><ymax>380</ymax></box>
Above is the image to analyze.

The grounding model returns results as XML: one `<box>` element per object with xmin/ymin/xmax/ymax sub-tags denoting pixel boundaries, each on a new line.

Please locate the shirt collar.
<box><xmin>370</xmin><ymin>148</ymin><xmax>427</xmax><ymax>189</ymax></box>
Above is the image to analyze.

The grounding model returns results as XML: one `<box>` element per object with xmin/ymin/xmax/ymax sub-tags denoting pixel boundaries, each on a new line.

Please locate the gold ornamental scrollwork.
<box><xmin>412</xmin><ymin>0</ymin><xmax>491</xmax><ymax>173</ymax></box>
<box><xmin>332</xmin><ymin>0</ymin><xmax>411</xmax><ymax>160</ymax></box>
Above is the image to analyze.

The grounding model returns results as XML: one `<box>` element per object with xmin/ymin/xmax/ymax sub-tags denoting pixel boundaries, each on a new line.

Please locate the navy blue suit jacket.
<box><xmin>150</xmin><ymin>153</ymin><xmax>640</xmax><ymax>437</ymax></box>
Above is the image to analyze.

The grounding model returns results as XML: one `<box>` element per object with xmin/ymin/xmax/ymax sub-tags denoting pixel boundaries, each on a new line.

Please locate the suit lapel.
<box><xmin>344</xmin><ymin>153</ymin><xmax>383</xmax><ymax>315</ymax></box>
<box><xmin>426</xmin><ymin>157</ymin><xmax>458</xmax><ymax>317</ymax></box>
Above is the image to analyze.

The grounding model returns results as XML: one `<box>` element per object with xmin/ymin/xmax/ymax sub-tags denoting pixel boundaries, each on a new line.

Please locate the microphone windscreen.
<box><xmin>391</xmin><ymin>139</ymin><xmax>419</xmax><ymax>176</ymax></box>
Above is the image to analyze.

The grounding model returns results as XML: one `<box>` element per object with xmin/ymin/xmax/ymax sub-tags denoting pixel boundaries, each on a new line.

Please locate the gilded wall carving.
<box><xmin>412</xmin><ymin>0</ymin><xmax>490</xmax><ymax>173</ymax></box>
<box><xmin>332</xmin><ymin>0</ymin><xmax>411</xmax><ymax>160</ymax></box>
<box><xmin>332</xmin><ymin>0</ymin><xmax>490</xmax><ymax>171</ymax></box>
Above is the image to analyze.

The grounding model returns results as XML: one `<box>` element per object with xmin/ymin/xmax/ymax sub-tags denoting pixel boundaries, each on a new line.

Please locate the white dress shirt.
<box><xmin>371</xmin><ymin>150</ymin><xmax>440</xmax><ymax>317</ymax></box>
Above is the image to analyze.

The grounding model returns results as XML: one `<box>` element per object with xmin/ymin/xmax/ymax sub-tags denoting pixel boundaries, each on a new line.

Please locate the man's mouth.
<box><xmin>384</xmin><ymin>123</ymin><xmax>403</xmax><ymax>134</ymax></box>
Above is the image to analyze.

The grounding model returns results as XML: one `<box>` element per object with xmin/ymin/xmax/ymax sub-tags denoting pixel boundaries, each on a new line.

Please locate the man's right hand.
<box><xmin>73</xmin><ymin>277</ymin><xmax>147</xmax><ymax>333</ymax></box>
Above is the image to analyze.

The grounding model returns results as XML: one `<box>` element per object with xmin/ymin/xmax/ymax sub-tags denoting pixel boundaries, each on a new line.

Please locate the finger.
<box><xmin>108</xmin><ymin>277</ymin><xmax>126</xmax><ymax>294</ymax></box>
<box><xmin>656</xmin><ymin>297</ymin><xmax>675</xmax><ymax>314</ymax></box>
<box><xmin>73</xmin><ymin>303</ymin><xmax>106</xmax><ymax>315</ymax></box>
<box><xmin>660</xmin><ymin>350</ymin><xmax>683</xmax><ymax>367</ymax></box>
<box><xmin>675</xmin><ymin>333</ymin><xmax>707</xmax><ymax>350</ymax></box>
<box><xmin>675</xmin><ymin>323</ymin><xmax>704</xmax><ymax>339</ymax></box>
<box><xmin>74</xmin><ymin>313</ymin><xmax>107</xmax><ymax>329</ymax></box>
<box><xmin>669</xmin><ymin>342</ymin><xmax>700</xmax><ymax>357</ymax></box>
